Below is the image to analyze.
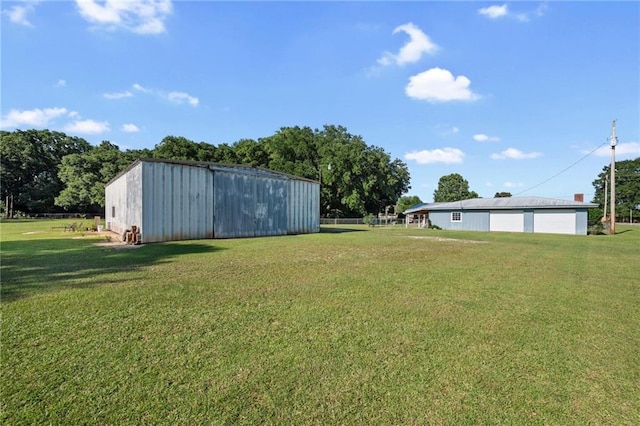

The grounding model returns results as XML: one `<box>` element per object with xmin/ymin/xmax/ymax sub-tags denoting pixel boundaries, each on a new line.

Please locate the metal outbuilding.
<box><xmin>405</xmin><ymin>196</ymin><xmax>598</xmax><ymax>235</ymax></box>
<box><xmin>105</xmin><ymin>159</ymin><xmax>319</xmax><ymax>243</ymax></box>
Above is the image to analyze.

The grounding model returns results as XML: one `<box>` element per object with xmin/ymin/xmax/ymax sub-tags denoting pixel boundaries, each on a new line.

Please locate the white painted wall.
<box><xmin>533</xmin><ymin>210</ymin><xmax>576</xmax><ymax>234</ymax></box>
<box><xmin>489</xmin><ymin>211</ymin><xmax>524</xmax><ymax>232</ymax></box>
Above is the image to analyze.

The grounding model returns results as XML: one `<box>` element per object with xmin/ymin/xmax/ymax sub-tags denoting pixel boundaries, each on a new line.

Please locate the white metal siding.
<box><xmin>141</xmin><ymin>162</ymin><xmax>214</xmax><ymax>243</ymax></box>
<box><xmin>105</xmin><ymin>162</ymin><xmax>142</xmax><ymax>237</ymax></box>
<box><xmin>214</xmin><ymin>171</ymin><xmax>256</xmax><ymax>238</ymax></box>
<box><xmin>287</xmin><ymin>179</ymin><xmax>320</xmax><ymax>234</ymax></box>
<box><xmin>254</xmin><ymin>176</ymin><xmax>288</xmax><ymax>237</ymax></box>
<box><xmin>533</xmin><ymin>210</ymin><xmax>576</xmax><ymax>235</ymax></box>
<box><xmin>489</xmin><ymin>211</ymin><xmax>524</xmax><ymax>232</ymax></box>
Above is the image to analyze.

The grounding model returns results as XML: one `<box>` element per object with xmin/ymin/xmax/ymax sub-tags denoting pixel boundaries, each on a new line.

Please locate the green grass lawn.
<box><xmin>2</xmin><ymin>220</ymin><xmax>639</xmax><ymax>425</ymax></box>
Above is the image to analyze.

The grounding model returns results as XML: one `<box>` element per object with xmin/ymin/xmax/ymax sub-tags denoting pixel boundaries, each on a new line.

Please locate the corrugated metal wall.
<box><xmin>105</xmin><ymin>162</ymin><xmax>142</xmax><ymax>237</ymax></box>
<box><xmin>142</xmin><ymin>162</ymin><xmax>214</xmax><ymax>243</ymax></box>
<box><xmin>288</xmin><ymin>179</ymin><xmax>320</xmax><ymax>234</ymax></box>
<box><xmin>255</xmin><ymin>176</ymin><xmax>288</xmax><ymax>237</ymax></box>
<box><xmin>213</xmin><ymin>170</ymin><xmax>288</xmax><ymax>238</ymax></box>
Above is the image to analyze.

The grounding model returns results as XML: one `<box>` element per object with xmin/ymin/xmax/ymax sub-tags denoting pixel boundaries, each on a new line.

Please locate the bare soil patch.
<box><xmin>407</xmin><ymin>235</ymin><xmax>488</xmax><ymax>244</ymax></box>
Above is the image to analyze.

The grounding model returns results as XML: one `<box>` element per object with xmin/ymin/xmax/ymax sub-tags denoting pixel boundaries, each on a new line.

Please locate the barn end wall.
<box><xmin>105</xmin><ymin>162</ymin><xmax>142</xmax><ymax>237</ymax></box>
<box><xmin>141</xmin><ymin>162</ymin><xmax>214</xmax><ymax>243</ymax></box>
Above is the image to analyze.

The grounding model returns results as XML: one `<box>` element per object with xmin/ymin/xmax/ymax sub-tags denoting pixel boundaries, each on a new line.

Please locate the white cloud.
<box><xmin>518</xmin><ymin>2</ymin><xmax>549</xmax><ymax>22</ymax></box>
<box><xmin>64</xmin><ymin>119</ymin><xmax>110</xmax><ymax>134</ymax></box>
<box><xmin>4</xmin><ymin>2</ymin><xmax>38</xmax><ymax>27</ymax></box>
<box><xmin>592</xmin><ymin>142</ymin><xmax>640</xmax><ymax>157</ymax></box>
<box><xmin>104</xmin><ymin>90</ymin><xmax>133</xmax><ymax>99</ymax></box>
<box><xmin>535</xmin><ymin>2</ymin><xmax>549</xmax><ymax>17</ymax></box>
<box><xmin>479</xmin><ymin>2</ymin><xmax>547</xmax><ymax>22</ymax></box>
<box><xmin>377</xmin><ymin>22</ymin><xmax>439</xmax><ymax>67</ymax></box>
<box><xmin>478</xmin><ymin>4</ymin><xmax>508</xmax><ymax>19</ymax></box>
<box><xmin>167</xmin><ymin>91</ymin><xmax>199</xmax><ymax>107</ymax></box>
<box><xmin>56</xmin><ymin>79</ymin><xmax>67</xmax><ymax>87</ymax></box>
<box><xmin>504</xmin><ymin>182</ymin><xmax>524</xmax><ymax>188</ymax></box>
<box><xmin>405</xmin><ymin>147</ymin><xmax>465</xmax><ymax>165</ymax></box>
<box><xmin>133</xmin><ymin>83</ymin><xmax>151</xmax><ymax>93</ymax></box>
<box><xmin>406</xmin><ymin>68</ymin><xmax>479</xmax><ymax>103</ymax></box>
<box><xmin>435</xmin><ymin>124</ymin><xmax>460</xmax><ymax>137</ymax></box>
<box><xmin>122</xmin><ymin>123</ymin><xmax>139</xmax><ymax>133</ymax></box>
<box><xmin>75</xmin><ymin>0</ymin><xmax>173</xmax><ymax>35</ymax></box>
<box><xmin>0</xmin><ymin>107</ymin><xmax>68</xmax><ymax>128</ymax></box>
<box><xmin>75</xmin><ymin>0</ymin><xmax>121</xmax><ymax>24</ymax></box>
<box><xmin>473</xmin><ymin>133</ymin><xmax>500</xmax><ymax>142</ymax></box>
<box><xmin>491</xmin><ymin>148</ymin><xmax>542</xmax><ymax>160</ymax></box>
<box><xmin>129</xmin><ymin>83</ymin><xmax>199</xmax><ymax>107</ymax></box>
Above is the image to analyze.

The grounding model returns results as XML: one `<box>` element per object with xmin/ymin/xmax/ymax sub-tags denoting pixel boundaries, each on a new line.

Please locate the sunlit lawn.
<box><xmin>1</xmin><ymin>219</ymin><xmax>639</xmax><ymax>424</ymax></box>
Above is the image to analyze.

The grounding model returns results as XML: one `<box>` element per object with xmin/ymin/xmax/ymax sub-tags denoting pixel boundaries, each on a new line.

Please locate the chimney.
<box><xmin>574</xmin><ymin>193</ymin><xmax>584</xmax><ymax>202</ymax></box>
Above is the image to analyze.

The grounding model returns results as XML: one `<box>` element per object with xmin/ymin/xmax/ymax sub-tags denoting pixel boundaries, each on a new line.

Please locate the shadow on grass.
<box><xmin>1</xmin><ymin>238</ymin><xmax>223</xmax><ymax>302</ymax></box>
<box><xmin>320</xmin><ymin>227</ymin><xmax>366</xmax><ymax>234</ymax></box>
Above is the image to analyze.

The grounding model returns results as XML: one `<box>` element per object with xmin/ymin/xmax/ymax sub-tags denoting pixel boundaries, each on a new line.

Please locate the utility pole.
<box><xmin>318</xmin><ymin>163</ymin><xmax>331</xmax><ymax>217</ymax></box>
<box><xmin>603</xmin><ymin>175</ymin><xmax>608</xmax><ymax>223</ymax></box>
<box><xmin>610</xmin><ymin>120</ymin><xmax>617</xmax><ymax>234</ymax></box>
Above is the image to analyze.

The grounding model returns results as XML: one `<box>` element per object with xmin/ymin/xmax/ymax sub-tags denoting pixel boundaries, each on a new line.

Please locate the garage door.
<box><xmin>490</xmin><ymin>211</ymin><xmax>524</xmax><ymax>232</ymax></box>
<box><xmin>534</xmin><ymin>210</ymin><xmax>576</xmax><ymax>234</ymax></box>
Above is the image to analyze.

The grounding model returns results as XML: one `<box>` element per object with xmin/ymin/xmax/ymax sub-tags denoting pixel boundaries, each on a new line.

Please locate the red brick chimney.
<box><xmin>574</xmin><ymin>193</ymin><xmax>584</xmax><ymax>202</ymax></box>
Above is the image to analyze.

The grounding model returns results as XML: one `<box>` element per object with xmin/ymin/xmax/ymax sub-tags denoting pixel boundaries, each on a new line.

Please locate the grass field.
<box><xmin>1</xmin><ymin>219</ymin><xmax>639</xmax><ymax>425</ymax></box>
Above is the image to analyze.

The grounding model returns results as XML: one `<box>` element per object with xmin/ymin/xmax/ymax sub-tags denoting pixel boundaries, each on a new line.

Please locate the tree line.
<box><xmin>591</xmin><ymin>157</ymin><xmax>640</xmax><ymax>222</ymax></box>
<box><xmin>0</xmin><ymin>126</ymin><xmax>410</xmax><ymax>218</ymax></box>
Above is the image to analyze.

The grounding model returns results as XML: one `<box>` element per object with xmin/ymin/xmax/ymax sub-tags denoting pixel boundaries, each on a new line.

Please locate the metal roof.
<box><xmin>405</xmin><ymin>197</ymin><xmax>597</xmax><ymax>213</ymax></box>
<box><xmin>107</xmin><ymin>158</ymin><xmax>318</xmax><ymax>187</ymax></box>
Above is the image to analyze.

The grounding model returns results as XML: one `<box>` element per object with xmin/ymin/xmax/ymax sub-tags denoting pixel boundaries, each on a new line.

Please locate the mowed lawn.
<box><xmin>1</xmin><ymin>220</ymin><xmax>639</xmax><ymax>425</ymax></box>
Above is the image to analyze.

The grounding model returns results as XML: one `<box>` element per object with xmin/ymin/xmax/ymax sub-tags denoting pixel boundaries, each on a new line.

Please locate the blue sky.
<box><xmin>2</xmin><ymin>1</ymin><xmax>639</xmax><ymax>203</ymax></box>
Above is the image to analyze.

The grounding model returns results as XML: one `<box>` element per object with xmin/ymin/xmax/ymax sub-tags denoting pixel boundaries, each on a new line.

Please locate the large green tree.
<box><xmin>396</xmin><ymin>195</ymin><xmax>423</xmax><ymax>213</ymax></box>
<box><xmin>261</xmin><ymin>126</ymin><xmax>318</xmax><ymax>178</ymax></box>
<box><xmin>233</xmin><ymin>139</ymin><xmax>269</xmax><ymax>167</ymax></box>
<box><xmin>592</xmin><ymin>157</ymin><xmax>640</xmax><ymax>221</ymax></box>
<box><xmin>433</xmin><ymin>173</ymin><xmax>479</xmax><ymax>202</ymax></box>
<box><xmin>312</xmin><ymin>125</ymin><xmax>409</xmax><ymax>216</ymax></box>
<box><xmin>56</xmin><ymin>141</ymin><xmax>132</xmax><ymax>211</ymax></box>
<box><xmin>0</xmin><ymin>129</ymin><xmax>91</xmax><ymax>214</ymax></box>
<box><xmin>259</xmin><ymin>125</ymin><xmax>410</xmax><ymax>216</ymax></box>
<box><xmin>153</xmin><ymin>136</ymin><xmax>201</xmax><ymax>161</ymax></box>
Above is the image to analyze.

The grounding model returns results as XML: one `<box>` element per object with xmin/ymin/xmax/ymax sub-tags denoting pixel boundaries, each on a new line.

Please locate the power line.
<box><xmin>514</xmin><ymin>141</ymin><xmax>608</xmax><ymax>196</ymax></box>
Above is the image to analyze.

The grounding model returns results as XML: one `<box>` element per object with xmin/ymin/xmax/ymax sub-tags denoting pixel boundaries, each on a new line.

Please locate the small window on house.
<box><xmin>451</xmin><ymin>211</ymin><xmax>461</xmax><ymax>222</ymax></box>
<box><xmin>112</xmin><ymin>206</ymin><xmax>116</xmax><ymax>218</ymax></box>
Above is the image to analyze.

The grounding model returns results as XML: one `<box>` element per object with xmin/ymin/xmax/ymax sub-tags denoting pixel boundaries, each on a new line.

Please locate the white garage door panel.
<box><xmin>490</xmin><ymin>211</ymin><xmax>524</xmax><ymax>232</ymax></box>
<box><xmin>534</xmin><ymin>210</ymin><xmax>575</xmax><ymax>234</ymax></box>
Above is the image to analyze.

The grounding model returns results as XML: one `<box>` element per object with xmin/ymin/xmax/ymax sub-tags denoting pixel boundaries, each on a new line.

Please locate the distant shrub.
<box><xmin>428</xmin><ymin>219</ymin><xmax>441</xmax><ymax>230</ymax></box>
<box><xmin>363</xmin><ymin>213</ymin><xmax>376</xmax><ymax>227</ymax></box>
<box><xmin>588</xmin><ymin>222</ymin><xmax>605</xmax><ymax>235</ymax></box>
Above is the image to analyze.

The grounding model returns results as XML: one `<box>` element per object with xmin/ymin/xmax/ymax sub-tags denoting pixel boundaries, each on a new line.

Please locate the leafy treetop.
<box><xmin>433</xmin><ymin>173</ymin><xmax>479</xmax><ymax>203</ymax></box>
